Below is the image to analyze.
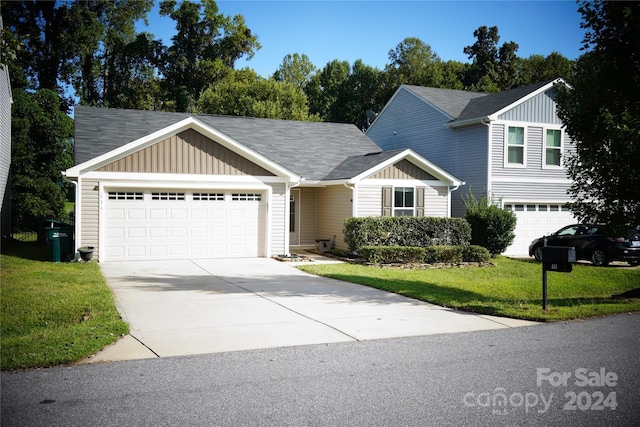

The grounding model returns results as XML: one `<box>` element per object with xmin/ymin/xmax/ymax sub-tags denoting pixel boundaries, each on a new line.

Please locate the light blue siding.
<box><xmin>367</xmin><ymin>87</ymin><xmax>488</xmax><ymax>217</ymax></box>
<box><xmin>498</xmin><ymin>89</ymin><xmax>562</xmax><ymax>124</ymax></box>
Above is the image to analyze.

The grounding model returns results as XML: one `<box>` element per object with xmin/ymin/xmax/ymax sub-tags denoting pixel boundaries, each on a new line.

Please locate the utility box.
<box><xmin>542</xmin><ymin>246</ymin><xmax>576</xmax><ymax>263</ymax></box>
<box><xmin>315</xmin><ymin>239</ymin><xmax>331</xmax><ymax>253</ymax></box>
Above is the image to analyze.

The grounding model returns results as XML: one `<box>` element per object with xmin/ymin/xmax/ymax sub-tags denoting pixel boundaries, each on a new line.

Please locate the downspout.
<box><xmin>448</xmin><ymin>180</ymin><xmax>465</xmax><ymax>218</ymax></box>
<box><xmin>61</xmin><ymin>172</ymin><xmax>79</xmax><ymax>254</ymax></box>
<box><xmin>343</xmin><ymin>182</ymin><xmax>356</xmax><ymax>217</ymax></box>
<box><xmin>284</xmin><ymin>177</ymin><xmax>304</xmax><ymax>256</ymax></box>
<box><xmin>481</xmin><ymin>118</ymin><xmax>492</xmax><ymax>196</ymax></box>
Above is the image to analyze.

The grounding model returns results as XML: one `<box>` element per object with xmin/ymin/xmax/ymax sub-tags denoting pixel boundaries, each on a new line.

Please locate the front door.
<box><xmin>289</xmin><ymin>189</ymin><xmax>300</xmax><ymax>245</ymax></box>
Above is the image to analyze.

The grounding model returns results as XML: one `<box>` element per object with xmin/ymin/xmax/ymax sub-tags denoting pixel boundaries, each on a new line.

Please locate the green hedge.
<box><xmin>359</xmin><ymin>246</ymin><xmax>426</xmax><ymax>264</ymax></box>
<box><xmin>359</xmin><ymin>245</ymin><xmax>491</xmax><ymax>264</ymax></box>
<box><xmin>343</xmin><ymin>217</ymin><xmax>472</xmax><ymax>252</ymax></box>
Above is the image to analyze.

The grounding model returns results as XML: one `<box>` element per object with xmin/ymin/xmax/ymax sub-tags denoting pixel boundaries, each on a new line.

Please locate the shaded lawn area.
<box><xmin>298</xmin><ymin>257</ymin><xmax>640</xmax><ymax>322</ymax></box>
<box><xmin>1</xmin><ymin>242</ymin><xmax>128</xmax><ymax>370</ymax></box>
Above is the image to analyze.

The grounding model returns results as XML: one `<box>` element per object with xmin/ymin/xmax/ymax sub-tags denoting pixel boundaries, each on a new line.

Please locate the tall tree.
<box><xmin>273</xmin><ymin>53</ymin><xmax>316</xmax><ymax>90</ymax></box>
<box><xmin>198</xmin><ymin>68</ymin><xmax>317</xmax><ymax>121</ymax></box>
<box><xmin>10</xmin><ymin>89</ymin><xmax>73</xmax><ymax>231</ymax></box>
<box><xmin>103</xmin><ymin>32</ymin><xmax>163</xmax><ymax>110</ymax></box>
<box><xmin>520</xmin><ymin>52</ymin><xmax>575</xmax><ymax>85</ymax></box>
<box><xmin>384</xmin><ymin>37</ymin><xmax>444</xmax><ymax>90</ymax></box>
<box><xmin>2</xmin><ymin>0</ymin><xmax>153</xmax><ymax>109</ymax></box>
<box><xmin>463</xmin><ymin>26</ymin><xmax>520</xmax><ymax>91</ymax></box>
<box><xmin>556</xmin><ymin>1</ymin><xmax>640</xmax><ymax>232</ymax></box>
<box><xmin>305</xmin><ymin>59</ymin><xmax>351</xmax><ymax>122</ymax></box>
<box><xmin>159</xmin><ymin>0</ymin><xmax>260</xmax><ymax>112</ymax></box>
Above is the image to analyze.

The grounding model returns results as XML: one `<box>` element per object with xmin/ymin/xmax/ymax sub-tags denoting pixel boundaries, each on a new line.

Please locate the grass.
<box><xmin>1</xmin><ymin>242</ymin><xmax>128</xmax><ymax>370</ymax></box>
<box><xmin>298</xmin><ymin>257</ymin><xmax>640</xmax><ymax>322</ymax></box>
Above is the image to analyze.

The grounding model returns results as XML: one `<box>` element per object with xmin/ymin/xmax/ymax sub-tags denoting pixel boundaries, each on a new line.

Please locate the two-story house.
<box><xmin>366</xmin><ymin>79</ymin><xmax>575</xmax><ymax>256</ymax></box>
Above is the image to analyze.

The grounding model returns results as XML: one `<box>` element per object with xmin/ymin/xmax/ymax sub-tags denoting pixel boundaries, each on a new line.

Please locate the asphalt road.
<box><xmin>3</xmin><ymin>313</ymin><xmax>639</xmax><ymax>426</ymax></box>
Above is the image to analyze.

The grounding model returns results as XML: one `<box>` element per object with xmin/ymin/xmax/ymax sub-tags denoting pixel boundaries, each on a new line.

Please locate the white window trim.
<box><xmin>393</xmin><ymin>186</ymin><xmax>416</xmax><ymax>217</ymax></box>
<box><xmin>542</xmin><ymin>127</ymin><xmax>564</xmax><ymax>170</ymax></box>
<box><xmin>504</xmin><ymin>124</ymin><xmax>527</xmax><ymax>169</ymax></box>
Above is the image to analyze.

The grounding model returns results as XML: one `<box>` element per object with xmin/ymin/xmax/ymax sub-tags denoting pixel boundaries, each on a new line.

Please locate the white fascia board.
<box><xmin>82</xmin><ymin>171</ymin><xmax>283</xmax><ymax>188</ymax></box>
<box><xmin>487</xmin><ymin>78</ymin><xmax>566</xmax><ymax>121</ymax></box>
<box><xmin>348</xmin><ymin>149</ymin><xmax>462</xmax><ymax>186</ymax></box>
<box><xmin>358</xmin><ymin>178</ymin><xmax>447</xmax><ymax>187</ymax></box>
<box><xmin>65</xmin><ymin>116</ymin><xmax>300</xmax><ymax>182</ymax></box>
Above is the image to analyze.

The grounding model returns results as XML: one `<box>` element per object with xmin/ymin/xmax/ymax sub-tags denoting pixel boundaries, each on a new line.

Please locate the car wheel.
<box><xmin>629</xmin><ymin>260</ymin><xmax>639</xmax><ymax>266</ymax></box>
<box><xmin>533</xmin><ymin>245</ymin><xmax>543</xmax><ymax>261</ymax></box>
<box><xmin>590</xmin><ymin>249</ymin><xmax>609</xmax><ymax>266</ymax></box>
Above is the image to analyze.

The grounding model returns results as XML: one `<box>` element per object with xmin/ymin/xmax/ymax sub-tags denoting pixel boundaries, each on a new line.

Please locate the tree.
<box><xmin>273</xmin><ymin>53</ymin><xmax>316</xmax><ymax>90</ymax></box>
<box><xmin>2</xmin><ymin>0</ymin><xmax>153</xmax><ymax>110</ymax></box>
<box><xmin>103</xmin><ymin>32</ymin><xmax>163</xmax><ymax>110</ymax></box>
<box><xmin>463</xmin><ymin>26</ymin><xmax>520</xmax><ymax>91</ymax></box>
<box><xmin>555</xmin><ymin>1</ymin><xmax>640</xmax><ymax>232</ymax></box>
<box><xmin>520</xmin><ymin>52</ymin><xmax>575</xmax><ymax>85</ymax></box>
<box><xmin>198</xmin><ymin>68</ymin><xmax>318</xmax><ymax>121</ymax></box>
<box><xmin>159</xmin><ymin>0</ymin><xmax>260</xmax><ymax>112</ymax></box>
<box><xmin>10</xmin><ymin>89</ymin><xmax>73</xmax><ymax>231</ymax></box>
<box><xmin>305</xmin><ymin>59</ymin><xmax>351</xmax><ymax>122</ymax></box>
<box><xmin>384</xmin><ymin>37</ymin><xmax>444</xmax><ymax>90</ymax></box>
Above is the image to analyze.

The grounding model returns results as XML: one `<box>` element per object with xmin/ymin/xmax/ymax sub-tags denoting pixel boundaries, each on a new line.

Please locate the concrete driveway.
<box><xmin>89</xmin><ymin>257</ymin><xmax>537</xmax><ymax>362</ymax></box>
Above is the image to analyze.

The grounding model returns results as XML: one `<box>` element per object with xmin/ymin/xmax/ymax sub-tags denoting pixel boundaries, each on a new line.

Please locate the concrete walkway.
<box><xmin>82</xmin><ymin>256</ymin><xmax>538</xmax><ymax>363</ymax></box>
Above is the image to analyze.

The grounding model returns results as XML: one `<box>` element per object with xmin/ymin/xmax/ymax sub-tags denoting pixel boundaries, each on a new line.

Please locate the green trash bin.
<box><xmin>44</xmin><ymin>220</ymin><xmax>75</xmax><ymax>262</ymax></box>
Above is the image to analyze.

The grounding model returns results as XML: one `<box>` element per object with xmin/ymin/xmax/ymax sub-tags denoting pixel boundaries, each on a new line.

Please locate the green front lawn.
<box><xmin>298</xmin><ymin>257</ymin><xmax>640</xmax><ymax>322</ymax></box>
<box><xmin>1</xmin><ymin>242</ymin><xmax>128</xmax><ymax>370</ymax></box>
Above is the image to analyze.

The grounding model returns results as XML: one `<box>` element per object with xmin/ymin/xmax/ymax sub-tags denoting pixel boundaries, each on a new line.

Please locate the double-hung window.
<box><xmin>545</xmin><ymin>129</ymin><xmax>562</xmax><ymax>167</ymax></box>
<box><xmin>507</xmin><ymin>126</ymin><xmax>525</xmax><ymax>166</ymax></box>
<box><xmin>394</xmin><ymin>187</ymin><xmax>414</xmax><ymax>216</ymax></box>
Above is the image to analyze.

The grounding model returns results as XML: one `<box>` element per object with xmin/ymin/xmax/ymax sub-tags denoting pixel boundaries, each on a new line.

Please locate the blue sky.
<box><xmin>138</xmin><ymin>0</ymin><xmax>585</xmax><ymax>78</ymax></box>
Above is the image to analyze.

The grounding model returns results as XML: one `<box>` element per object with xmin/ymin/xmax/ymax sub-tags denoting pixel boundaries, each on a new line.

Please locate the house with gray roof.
<box><xmin>65</xmin><ymin>106</ymin><xmax>462</xmax><ymax>262</ymax></box>
<box><xmin>366</xmin><ymin>79</ymin><xmax>576</xmax><ymax>256</ymax></box>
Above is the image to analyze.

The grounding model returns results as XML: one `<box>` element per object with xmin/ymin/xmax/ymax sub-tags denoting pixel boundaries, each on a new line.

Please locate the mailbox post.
<box><xmin>541</xmin><ymin>243</ymin><xmax>576</xmax><ymax>310</ymax></box>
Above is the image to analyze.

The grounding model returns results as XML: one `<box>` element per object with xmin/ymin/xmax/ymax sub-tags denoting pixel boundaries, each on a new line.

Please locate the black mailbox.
<box><xmin>542</xmin><ymin>246</ymin><xmax>576</xmax><ymax>273</ymax></box>
<box><xmin>542</xmin><ymin>246</ymin><xmax>576</xmax><ymax>263</ymax></box>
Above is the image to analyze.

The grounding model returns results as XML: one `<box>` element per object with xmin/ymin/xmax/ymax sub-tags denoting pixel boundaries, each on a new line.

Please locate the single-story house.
<box><xmin>366</xmin><ymin>79</ymin><xmax>576</xmax><ymax>256</ymax></box>
<box><xmin>64</xmin><ymin>106</ymin><xmax>462</xmax><ymax>262</ymax></box>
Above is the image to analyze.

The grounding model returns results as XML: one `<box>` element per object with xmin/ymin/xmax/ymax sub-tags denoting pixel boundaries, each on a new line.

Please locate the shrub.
<box><xmin>424</xmin><ymin>245</ymin><xmax>464</xmax><ymax>264</ymax></box>
<box><xmin>343</xmin><ymin>216</ymin><xmax>471</xmax><ymax>252</ymax></box>
<box><xmin>462</xmin><ymin>245</ymin><xmax>491</xmax><ymax>263</ymax></box>
<box><xmin>359</xmin><ymin>246</ymin><xmax>425</xmax><ymax>264</ymax></box>
<box><xmin>463</xmin><ymin>189</ymin><xmax>516</xmax><ymax>256</ymax></box>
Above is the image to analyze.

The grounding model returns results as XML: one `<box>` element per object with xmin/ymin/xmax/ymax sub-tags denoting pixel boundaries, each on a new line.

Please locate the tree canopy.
<box><xmin>556</xmin><ymin>0</ymin><xmax>640</xmax><ymax>232</ymax></box>
<box><xmin>2</xmin><ymin>0</ymin><xmax>583</xmax><ymax>233</ymax></box>
<box><xmin>10</xmin><ymin>89</ymin><xmax>73</xmax><ymax>230</ymax></box>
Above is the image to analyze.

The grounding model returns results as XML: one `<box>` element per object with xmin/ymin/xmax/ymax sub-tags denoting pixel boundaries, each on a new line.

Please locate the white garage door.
<box><xmin>104</xmin><ymin>190</ymin><xmax>264</xmax><ymax>261</ymax></box>
<box><xmin>504</xmin><ymin>203</ymin><xmax>576</xmax><ymax>257</ymax></box>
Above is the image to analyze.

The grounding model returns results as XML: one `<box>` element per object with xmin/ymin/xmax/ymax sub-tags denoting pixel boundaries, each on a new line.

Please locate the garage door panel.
<box><xmin>504</xmin><ymin>203</ymin><xmax>575</xmax><ymax>256</ymax></box>
<box><xmin>104</xmin><ymin>191</ymin><xmax>264</xmax><ymax>261</ymax></box>
<box><xmin>128</xmin><ymin>209</ymin><xmax>146</xmax><ymax>220</ymax></box>
<box><xmin>149</xmin><ymin>209</ymin><xmax>166</xmax><ymax>220</ymax></box>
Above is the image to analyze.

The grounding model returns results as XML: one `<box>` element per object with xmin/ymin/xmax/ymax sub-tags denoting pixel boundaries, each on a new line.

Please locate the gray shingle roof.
<box><xmin>74</xmin><ymin>106</ymin><xmax>384</xmax><ymax>181</ymax></box>
<box><xmin>403</xmin><ymin>79</ymin><xmax>555</xmax><ymax>124</ymax></box>
<box><xmin>403</xmin><ymin>85</ymin><xmax>486</xmax><ymax>118</ymax></box>
<box><xmin>323</xmin><ymin>149</ymin><xmax>406</xmax><ymax>181</ymax></box>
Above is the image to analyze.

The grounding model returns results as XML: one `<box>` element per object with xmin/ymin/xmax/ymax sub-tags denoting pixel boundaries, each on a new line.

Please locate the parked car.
<box><xmin>528</xmin><ymin>224</ymin><xmax>640</xmax><ymax>266</ymax></box>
